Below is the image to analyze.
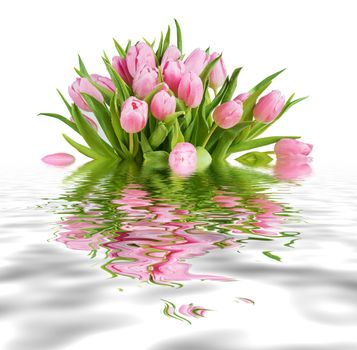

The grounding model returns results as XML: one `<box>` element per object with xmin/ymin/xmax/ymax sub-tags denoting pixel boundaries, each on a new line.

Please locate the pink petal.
<box><xmin>42</xmin><ymin>153</ymin><xmax>75</xmax><ymax>166</ymax></box>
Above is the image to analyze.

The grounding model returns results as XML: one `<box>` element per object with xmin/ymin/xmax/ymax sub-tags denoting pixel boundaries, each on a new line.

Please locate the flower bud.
<box><xmin>112</xmin><ymin>56</ymin><xmax>132</xmax><ymax>86</ymax></box>
<box><xmin>161</xmin><ymin>45</ymin><xmax>181</xmax><ymax>67</ymax></box>
<box><xmin>253</xmin><ymin>90</ymin><xmax>285</xmax><ymax>123</ymax></box>
<box><xmin>126</xmin><ymin>42</ymin><xmax>156</xmax><ymax>78</ymax></box>
<box><xmin>132</xmin><ymin>66</ymin><xmax>159</xmax><ymax>99</ymax></box>
<box><xmin>213</xmin><ymin>100</ymin><xmax>243</xmax><ymax>129</ymax></box>
<box><xmin>184</xmin><ymin>48</ymin><xmax>209</xmax><ymax>75</ymax></box>
<box><xmin>234</xmin><ymin>92</ymin><xmax>250</xmax><ymax>103</ymax></box>
<box><xmin>151</xmin><ymin>90</ymin><xmax>176</xmax><ymax>121</ymax></box>
<box><xmin>120</xmin><ymin>96</ymin><xmax>148</xmax><ymax>133</ymax></box>
<box><xmin>274</xmin><ymin>139</ymin><xmax>313</xmax><ymax>158</ymax></box>
<box><xmin>68</xmin><ymin>74</ymin><xmax>114</xmax><ymax>111</ymax></box>
<box><xmin>177</xmin><ymin>71</ymin><xmax>203</xmax><ymax>108</ymax></box>
<box><xmin>162</xmin><ymin>60</ymin><xmax>186</xmax><ymax>95</ymax></box>
<box><xmin>169</xmin><ymin>142</ymin><xmax>197</xmax><ymax>176</ymax></box>
<box><xmin>208</xmin><ymin>52</ymin><xmax>227</xmax><ymax>89</ymax></box>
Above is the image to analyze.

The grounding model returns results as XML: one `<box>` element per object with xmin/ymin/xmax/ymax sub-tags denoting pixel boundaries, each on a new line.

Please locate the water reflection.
<box><xmin>53</xmin><ymin>160</ymin><xmax>301</xmax><ymax>287</ymax></box>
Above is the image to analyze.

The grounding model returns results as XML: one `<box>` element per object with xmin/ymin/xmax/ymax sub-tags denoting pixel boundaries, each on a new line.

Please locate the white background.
<box><xmin>1</xmin><ymin>0</ymin><xmax>356</xmax><ymax>165</ymax></box>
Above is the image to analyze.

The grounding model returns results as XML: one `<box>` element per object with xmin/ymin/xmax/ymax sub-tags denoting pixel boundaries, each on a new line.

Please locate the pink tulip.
<box><xmin>68</xmin><ymin>77</ymin><xmax>103</xmax><ymax>111</ymax></box>
<box><xmin>112</xmin><ymin>56</ymin><xmax>132</xmax><ymax>86</ymax></box>
<box><xmin>253</xmin><ymin>90</ymin><xmax>285</xmax><ymax>123</ymax></box>
<box><xmin>162</xmin><ymin>60</ymin><xmax>186</xmax><ymax>95</ymax></box>
<box><xmin>41</xmin><ymin>153</ymin><xmax>75</xmax><ymax>166</ymax></box>
<box><xmin>70</xmin><ymin>114</ymin><xmax>98</xmax><ymax>131</ymax></box>
<box><xmin>169</xmin><ymin>142</ymin><xmax>197</xmax><ymax>176</ymax></box>
<box><xmin>68</xmin><ymin>75</ymin><xmax>114</xmax><ymax>111</ymax></box>
<box><xmin>91</xmin><ymin>74</ymin><xmax>115</xmax><ymax>92</ymax></box>
<box><xmin>234</xmin><ymin>92</ymin><xmax>250</xmax><ymax>103</ymax></box>
<box><xmin>161</xmin><ymin>45</ymin><xmax>181</xmax><ymax>66</ymax></box>
<box><xmin>151</xmin><ymin>90</ymin><xmax>176</xmax><ymax>121</ymax></box>
<box><xmin>184</xmin><ymin>48</ymin><xmax>209</xmax><ymax>75</ymax></box>
<box><xmin>132</xmin><ymin>66</ymin><xmax>159</xmax><ymax>99</ymax></box>
<box><xmin>213</xmin><ymin>100</ymin><xmax>243</xmax><ymax>129</ymax></box>
<box><xmin>274</xmin><ymin>139</ymin><xmax>313</xmax><ymax>158</ymax></box>
<box><xmin>120</xmin><ymin>96</ymin><xmax>148</xmax><ymax>133</ymax></box>
<box><xmin>177</xmin><ymin>71</ymin><xmax>203</xmax><ymax>108</ymax></box>
<box><xmin>209</xmin><ymin>52</ymin><xmax>227</xmax><ymax>89</ymax></box>
<box><xmin>126</xmin><ymin>42</ymin><xmax>156</xmax><ymax>78</ymax></box>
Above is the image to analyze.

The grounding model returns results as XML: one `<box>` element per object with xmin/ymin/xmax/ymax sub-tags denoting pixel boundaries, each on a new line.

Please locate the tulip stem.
<box><xmin>129</xmin><ymin>133</ymin><xmax>134</xmax><ymax>155</ymax></box>
<box><xmin>202</xmin><ymin>123</ymin><xmax>218</xmax><ymax>148</ymax></box>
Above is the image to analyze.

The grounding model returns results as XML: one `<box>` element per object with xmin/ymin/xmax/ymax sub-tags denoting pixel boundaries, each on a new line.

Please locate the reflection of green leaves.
<box><xmin>263</xmin><ymin>251</ymin><xmax>281</xmax><ymax>262</ymax></box>
<box><xmin>162</xmin><ymin>299</ymin><xmax>191</xmax><ymax>324</ymax></box>
<box><xmin>236</xmin><ymin>152</ymin><xmax>273</xmax><ymax>166</ymax></box>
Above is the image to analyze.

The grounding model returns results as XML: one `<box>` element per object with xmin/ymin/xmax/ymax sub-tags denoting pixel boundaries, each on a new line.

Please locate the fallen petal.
<box><xmin>41</xmin><ymin>153</ymin><xmax>75</xmax><ymax>166</ymax></box>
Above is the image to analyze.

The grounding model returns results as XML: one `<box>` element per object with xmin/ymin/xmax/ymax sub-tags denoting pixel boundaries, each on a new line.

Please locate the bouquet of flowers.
<box><xmin>40</xmin><ymin>20</ymin><xmax>312</xmax><ymax>174</ymax></box>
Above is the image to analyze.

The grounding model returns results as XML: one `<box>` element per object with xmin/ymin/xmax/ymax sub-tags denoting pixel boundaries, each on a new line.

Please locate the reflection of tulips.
<box><xmin>275</xmin><ymin>158</ymin><xmax>312</xmax><ymax>180</ymax></box>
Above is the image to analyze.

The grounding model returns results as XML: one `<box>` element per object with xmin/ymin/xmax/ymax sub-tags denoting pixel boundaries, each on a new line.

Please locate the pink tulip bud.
<box><xmin>274</xmin><ymin>158</ymin><xmax>312</xmax><ymax>180</ymax></box>
<box><xmin>42</xmin><ymin>153</ymin><xmax>75</xmax><ymax>166</ymax></box>
<box><xmin>253</xmin><ymin>90</ymin><xmax>285</xmax><ymax>123</ymax></box>
<box><xmin>68</xmin><ymin>75</ymin><xmax>114</xmax><ymax>111</ymax></box>
<box><xmin>274</xmin><ymin>139</ymin><xmax>313</xmax><ymax>159</ymax></box>
<box><xmin>234</xmin><ymin>92</ymin><xmax>250</xmax><ymax>103</ymax></box>
<box><xmin>112</xmin><ymin>56</ymin><xmax>132</xmax><ymax>86</ymax></box>
<box><xmin>161</xmin><ymin>45</ymin><xmax>181</xmax><ymax>67</ymax></box>
<box><xmin>126</xmin><ymin>42</ymin><xmax>156</xmax><ymax>78</ymax></box>
<box><xmin>151</xmin><ymin>90</ymin><xmax>176</xmax><ymax>121</ymax></box>
<box><xmin>91</xmin><ymin>74</ymin><xmax>115</xmax><ymax>92</ymax></box>
<box><xmin>132</xmin><ymin>66</ymin><xmax>159</xmax><ymax>99</ymax></box>
<box><xmin>209</xmin><ymin>52</ymin><xmax>227</xmax><ymax>89</ymax></box>
<box><xmin>120</xmin><ymin>97</ymin><xmax>148</xmax><ymax>133</ymax></box>
<box><xmin>169</xmin><ymin>142</ymin><xmax>197</xmax><ymax>176</ymax></box>
<box><xmin>213</xmin><ymin>100</ymin><xmax>243</xmax><ymax>129</ymax></box>
<box><xmin>177</xmin><ymin>71</ymin><xmax>204</xmax><ymax>108</ymax></box>
<box><xmin>70</xmin><ymin>114</ymin><xmax>98</xmax><ymax>131</ymax></box>
<box><xmin>184</xmin><ymin>48</ymin><xmax>209</xmax><ymax>75</ymax></box>
<box><xmin>162</xmin><ymin>60</ymin><xmax>186</xmax><ymax>95</ymax></box>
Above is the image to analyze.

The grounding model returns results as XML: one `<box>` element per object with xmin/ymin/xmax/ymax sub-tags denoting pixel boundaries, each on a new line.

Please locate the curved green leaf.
<box><xmin>62</xmin><ymin>133</ymin><xmax>101</xmax><ymax>159</ymax></box>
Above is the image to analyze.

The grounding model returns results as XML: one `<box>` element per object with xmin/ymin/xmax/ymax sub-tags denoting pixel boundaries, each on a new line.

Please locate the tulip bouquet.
<box><xmin>40</xmin><ymin>20</ymin><xmax>311</xmax><ymax>173</ymax></box>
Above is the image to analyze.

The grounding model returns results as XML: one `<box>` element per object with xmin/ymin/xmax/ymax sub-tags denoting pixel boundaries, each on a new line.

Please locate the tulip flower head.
<box><xmin>161</xmin><ymin>45</ymin><xmax>181</xmax><ymax>67</ymax></box>
<box><xmin>274</xmin><ymin>139</ymin><xmax>313</xmax><ymax>159</ymax></box>
<box><xmin>253</xmin><ymin>90</ymin><xmax>285</xmax><ymax>123</ymax></box>
<box><xmin>162</xmin><ymin>60</ymin><xmax>186</xmax><ymax>95</ymax></box>
<box><xmin>184</xmin><ymin>48</ymin><xmax>209</xmax><ymax>75</ymax></box>
<box><xmin>169</xmin><ymin>142</ymin><xmax>197</xmax><ymax>176</ymax></box>
<box><xmin>126</xmin><ymin>42</ymin><xmax>156</xmax><ymax>78</ymax></box>
<box><xmin>132</xmin><ymin>66</ymin><xmax>159</xmax><ymax>99</ymax></box>
<box><xmin>120</xmin><ymin>97</ymin><xmax>148</xmax><ymax>133</ymax></box>
<box><xmin>151</xmin><ymin>90</ymin><xmax>176</xmax><ymax>121</ymax></box>
<box><xmin>112</xmin><ymin>56</ymin><xmax>133</xmax><ymax>86</ymax></box>
<box><xmin>234</xmin><ymin>92</ymin><xmax>250</xmax><ymax>103</ymax></box>
<box><xmin>213</xmin><ymin>100</ymin><xmax>243</xmax><ymax>129</ymax></box>
<box><xmin>178</xmin><ymin>71</ymin><xmax>204</xmax><ymax>108</ymax></box>
<box><xmin>209</xmin><ymin>52</ymin><xmax>227</xmax><ymax>89</ymax></box>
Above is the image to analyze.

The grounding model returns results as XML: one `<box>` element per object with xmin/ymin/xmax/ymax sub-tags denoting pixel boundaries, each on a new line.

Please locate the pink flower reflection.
<box><xmin>179</xmin><ymin>303</ymin><xmax>209</xmax><ymax>318</ymax></box>
<box><xmin>274</xmin><ymin>158</ymin><xmax>312</xmax><ymax>180</ymax></box>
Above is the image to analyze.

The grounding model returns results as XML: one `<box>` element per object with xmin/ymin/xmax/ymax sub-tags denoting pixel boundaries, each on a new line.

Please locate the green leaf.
<box><xmin>174</xmin><ymin>19</ymin><xmax>182</xmax><ymax>53</ymax></box>
<box><xmin>164</xmin><ymin>111</ymin><xmax>185</xmax><ymax>127</ymax></box>
<box><xmin>71</xmin><ymin>104</ymin><xmax>116</xmax><ymax>158</ymax></box>
<box><xmin>56</xmin><ymin>89</ymin><xmax>72</xmax><ymax>114</ymax></box>
<box><xmin>149</xmin><ymin>123</ymin><xmax>168</xmax><ymax>149</ymax></box>
<box><xmin>125</xmin><ymin>40</ymin><xmax>132</xmax><ymax>53</ymax></box>
<box><xmin>205</xmin><ymin>78</ymin><xmax>229</xmax><ymax>117</ymax></box>
<box><xmin>251</xmin><ymin>68</ymin><xmax>286</xmax><ymax>93</ymax></box>
<box><xmin>81</xmin><ymin>93</ymin><xmax>121</xmax><ymax>153</ymax></box>
<box><xmin>38</xmin><ymin>113</ymin><xmax>78</xmax><ymax>132</ymax></box>
<box><xmin>193</xmin><ymin>81</ymin><xmax>210</xmax><ymax>145</ymax></box>
<box><xmin>155</xmin><ymin>31</ymin><xmax>164</xmax><ymax>60</ymax></box>
<box><xmin>196</xmin><ymin>146</ymin><xmax>212</xmax><ymax>170</ymax></box>
<box><xmin>62</xmin><ymin>133</ymin><xmax>101</xmax><ymax>159</ymax></box>
<box><xmin>143</xmin><ymin>151</ymin><xmax>169</xmax><ymax>169</ymax></box>
<box><xmin>169</xmin><ymin>118</ymin><xmax>184</xmax><ymax>150</ymax></box>
<box><xmin>162</xmin><ymin>25</ymin><xmax>171</xmax><ymax>55</ymax></box>
<box><xmin>236</xmin><ymin>151</ymin><xmax>273</xmax><ymax>166</ymax></box>
<box><xmin>78</xmin><ymin>55</ymin><xmax>89</xmax><ymax>77</ymax></box>
<box><xmin>221</xmin><ymin>67</ymin><xmax>243</xmax><ymax>103</ymax></box>
<box><xmin>140</xmin><ymin>131</ymin><xmax>153</xmax><ymax>153</ymax></box>
<box><xmin>113</xmin><ymin>38</ymin><xmax>126</xmax><ymax>57</ymax></box>
<box><xmin>228</xmin><ymin>136</ymin><xmax>300</xmax><ymax>155</ymax></box>
<box><xmin>200</xmin><ymin>54</ymin><xmax>221</xmax><ymax>83</ymax></box>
